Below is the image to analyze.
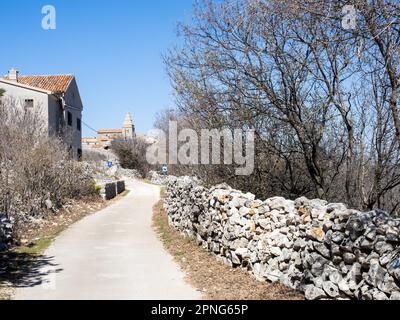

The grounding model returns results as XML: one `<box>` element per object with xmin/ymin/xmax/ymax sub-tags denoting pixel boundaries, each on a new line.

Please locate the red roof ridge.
<box><xmin>12</xmin><ymin>73</ymin><xmax>74</xmax><ymax>77</ymax></box>
<box><xmin>2</xmin><ymin>74</ymin><xmax>75</xmax><ymax>93</ymax></box>
<box><xmin>97</xmin><ymin>129</ymin><xmax>123</xmax><ymax>133</ymax></box>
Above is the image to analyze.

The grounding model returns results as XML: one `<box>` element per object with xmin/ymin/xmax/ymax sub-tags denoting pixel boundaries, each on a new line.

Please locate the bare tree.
<box><xmin>164</xmin><ymin>0</ymin><xmax>400</xmax><ymax>214</ymax></box>
<box><xmin>111</xmin><ymin>136</ymin><xmax>155</xmax><ymax>177</ymax></box>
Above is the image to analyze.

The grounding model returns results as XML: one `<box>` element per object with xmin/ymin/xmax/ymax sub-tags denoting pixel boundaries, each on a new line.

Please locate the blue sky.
<box><xmin>0</xmin><ymin>0</ymin><xmax>193</xmax><ymax>136</ymax></box>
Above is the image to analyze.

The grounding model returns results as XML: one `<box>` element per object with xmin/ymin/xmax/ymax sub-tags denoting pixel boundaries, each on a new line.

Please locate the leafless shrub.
<box><xmin>164</xmin><ymin>0</ymin><xmax>400</xmax><ymax>215</ymax></box>
<box><xmin>0</xmin><ymin>96</ymin><xmax>97</xmax><ymax>233</ymax></box>
<box><xmin>111</xmin><ymin>137</ymin><xmax>156</xmax><ymax>177</ymax></box>
<box><xmin>82</xmin><ymin>149</ymin><xmax>108</xmax><ymax>162</ymax></box>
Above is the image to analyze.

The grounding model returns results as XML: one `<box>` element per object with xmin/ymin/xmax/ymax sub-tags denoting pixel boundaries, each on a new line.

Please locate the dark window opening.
<box><xmin>24</xmin><ymin>99</ymin><xmax>34</xmax><ymax>109</ymax></box>
<box><xmin>77</xmin><ymin>148</ymin><xmax>82</xmax><ymax>160</ymax></box>
<box><xmin>67</xmin><ymin>111</ymin><xmax>72</xmax><ymax>126</ymax></box>
<box><xmin>77</xmin><ymin>118</ymin><xmax>81</xmax><ymax>131</ymax></box>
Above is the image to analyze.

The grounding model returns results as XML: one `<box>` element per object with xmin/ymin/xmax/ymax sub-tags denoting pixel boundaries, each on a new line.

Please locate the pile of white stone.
<box><xmin>147</xmin><ymin>171</ymin><xmax>170</xmax><ymax>185</ymax></box>
<box><xmin>81</xmin><ymin>161</ymin><xmax>118</xmax><ymax>185</ymax></box>
<box><xmin>116</xmin><ymin>167</ymin><xmax>142</xmax><ymax>180</ymax></box>
<box><xmin>165</xmin><ymin>176</ymin><xmax>400</xmax><ymax>300</ymax></box>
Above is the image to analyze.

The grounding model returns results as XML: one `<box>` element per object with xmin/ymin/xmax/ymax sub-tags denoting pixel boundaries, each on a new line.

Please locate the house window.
<box><xmin>67</xmin><ymin>111</ymin><xmax>72</xmax><ymax>126</ymax></box>
<box><xmin>24</xmin><ymin>99</ymin><xmax>34</xmax><ymax>109</ymax></box>
<box><xmin>77</xmin><ymin>118</ymin><xmax>81</xmax><ymax>131</ymax></box>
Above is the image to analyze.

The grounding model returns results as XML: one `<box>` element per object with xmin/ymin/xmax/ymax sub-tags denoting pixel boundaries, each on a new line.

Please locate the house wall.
<box><xmin>0</xmin><ymin>78</ymin><xmax>84</xmax><ymax>159</ymax></box>
<box><xmin>0</xmin><ymin>82</ymin><xmax>49</xmax><ymax>128</ymax></box>
<box><xmin>123</xmin><ymin>127</ymin><xmax>135</xmax><ymax>140</ymax></box>
<box><xmin>97</xmin><ymin>132</ymin><xmax>123</xmax><ymax>140</ymax></box>
<box><xmin>48</xmin><ymin>95</ymin><xmax>63</xmax><ymax>136</ymax></box>
<box><xmin>63</xmin><ymin>78</ymin><xmax>83</xmax><ymax>155</ymax></box>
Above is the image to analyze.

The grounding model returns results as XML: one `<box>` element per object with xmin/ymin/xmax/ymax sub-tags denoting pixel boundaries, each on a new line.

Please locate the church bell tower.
<box><xmin>123</xmin><ymin>112</ymin><xmax>135</xmax><ymax>141</ymax></box>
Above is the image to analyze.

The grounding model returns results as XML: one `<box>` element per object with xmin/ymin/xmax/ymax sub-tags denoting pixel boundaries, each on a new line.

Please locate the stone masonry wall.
<box><xmin>99</xmin><ymin>180</ymin><xmax>125</xmax><ymax>201</ymax></box>
<box><xmin>116</xmin><ymin>181</ymin><xmax>126</xmax><ymax>195</ymax></box>
<box><xmin>0</xmin><ymin>213</ymin><xmax>13</xmax><ymax>251</ymax></box>
<box><xmin>165</xmin><ymin>176</ymin><xmax>400</xmax><ymax>300</ymax></box>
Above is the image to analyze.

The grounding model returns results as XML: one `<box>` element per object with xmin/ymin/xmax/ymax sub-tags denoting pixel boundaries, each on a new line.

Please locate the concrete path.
<box><xmin>14</xmin><ymin>179</ymin><xmax>202</xmax><ymax>300</ymax></box>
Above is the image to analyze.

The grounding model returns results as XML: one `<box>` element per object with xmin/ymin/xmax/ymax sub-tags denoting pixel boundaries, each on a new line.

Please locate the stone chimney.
<box><xmin>8</xmin><ymin>68</ymin><xmax>19</xmax><ymax>82</ymax></box>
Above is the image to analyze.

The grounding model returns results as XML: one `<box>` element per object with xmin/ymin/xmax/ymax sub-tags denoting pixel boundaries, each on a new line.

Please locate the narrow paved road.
<box><xmin>14</xmin><ymin>179</ymin><xmax>201</xmax><ymax>300</ymax></box>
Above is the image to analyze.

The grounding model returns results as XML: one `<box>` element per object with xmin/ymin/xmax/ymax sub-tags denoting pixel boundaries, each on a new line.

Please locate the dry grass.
<box><xmin>14</xmin><ymin>197</ymin><xmax>106</xmax><ymax>250</ymax></box>
<box><xmin>152</xmin><ymin>200</ymin><xmax>304</xmax><ymax>300</ymax></box>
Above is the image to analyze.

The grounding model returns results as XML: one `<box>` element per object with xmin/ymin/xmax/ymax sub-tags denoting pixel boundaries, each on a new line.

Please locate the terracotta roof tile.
<box><xmin>97</xmin><ymin>129</ymin><xmax>123</xmax><ymax>134</ymax></box>
<box><xmin>3</xmin><ymin>74</ymin><xmax>74</xmax><ymax>93</ymax></box>
<box><xmin>82</xmin><ymin>137</ymin><xmax>97</xmax><ymax>142</ymax></box>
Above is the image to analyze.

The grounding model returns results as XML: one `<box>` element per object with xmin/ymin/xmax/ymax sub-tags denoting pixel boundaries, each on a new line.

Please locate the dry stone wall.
<box><xmin>99</xmin><ymin>180</ymin><xmax>126</xmax><ymax>201</ymax></box>
<box><xmin>116</xmin><ymin>167</ymin><xmax>142</xmax><ymax>180</ymax></box>
<box><xmin>116</xmin><ymin>181</ymin><xmax>126</xmax><ymax>195</ymax></box>
<box><xmin>0</xmin><ymin>213</ymin><xmax>13</xmax><ymax>251</ymax></box>
<box><xmin>147</xmin><ymin>171</ymin><xmax>170</xmax><ymax>185</ymax></box>
<box><xmin>165</xmin><ymin>176</ymin><xmax>400</xmax><ymax>300</ymax></box>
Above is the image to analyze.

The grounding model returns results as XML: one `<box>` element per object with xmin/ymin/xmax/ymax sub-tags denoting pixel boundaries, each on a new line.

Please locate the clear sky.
<box><xmin>0</xmin><ymin>0</ymin><xmax>193</xmax><ymax>137</ymax></box>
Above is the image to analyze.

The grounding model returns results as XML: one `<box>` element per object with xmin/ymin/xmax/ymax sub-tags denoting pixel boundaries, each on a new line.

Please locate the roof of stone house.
<box><xmin>97</xmin><ymin>129</ymin><xmax>123</xmax><ymax>134</ymax></box>
<box><xmin>99</xmin><ymin>137</ymin><xmax>113</xmax><ymax>142</ymax></box>
<box><xmin>82</xmin><ymin>137</ymin><xmax>98</xmax><ymax>142</ymax></box>
<box><xmin>2</xmin><ymin>74</ymin><xmax>74</xmax><ymax>93</ymax></box>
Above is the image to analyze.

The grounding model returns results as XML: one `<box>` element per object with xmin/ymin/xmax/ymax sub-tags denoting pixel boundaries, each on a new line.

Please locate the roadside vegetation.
<box><xmin>111</xmin><ymin>138</ymin><xmax>155</xmax><ymax>177</ymax></box>
<box><xmin>161</xmin><ymin>0</ymin><xmax>400</xmax><ymax>216</ymax></box>
<box><xmin>0</xmin><ymin>94</ymin><xmax>104</xmax><ymax>299</ymax></box>
<box><xmin>0</xmin><ymin>96</ymin><xmax>99</xmax><ymax>244</ymax></box>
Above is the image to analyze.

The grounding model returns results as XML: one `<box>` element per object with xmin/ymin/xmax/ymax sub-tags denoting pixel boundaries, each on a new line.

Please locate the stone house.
<box><xmin>0</xmin><ymin>68</ymin><xmax>83</xmax><ymax>158</ymax></box>
<box><xmin>82</xmin><ymin>113</ymin><xmax>136</xmax><ymax>149</ymax></box>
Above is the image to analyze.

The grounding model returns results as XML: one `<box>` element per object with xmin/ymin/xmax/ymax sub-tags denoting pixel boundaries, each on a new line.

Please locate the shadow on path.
<box><xmin>0</xmin><ymin>250</ymin><xmax>62</xmax><ymax>289</ymax></box>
